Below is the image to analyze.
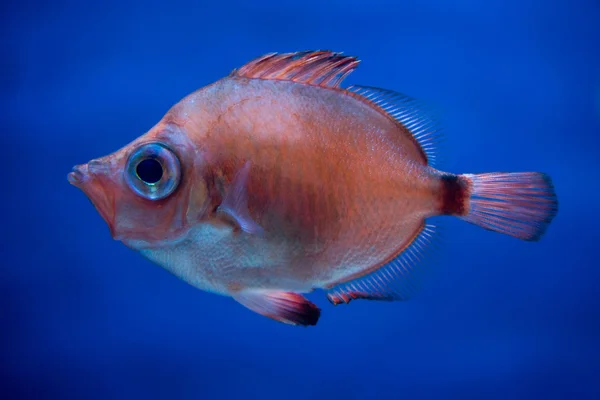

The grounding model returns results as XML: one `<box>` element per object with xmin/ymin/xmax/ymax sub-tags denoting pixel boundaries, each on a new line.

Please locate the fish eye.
<box><xmin>125</xmin><ymin>142</ymin><xmax>181</xmax><ymax>200</ymax></box>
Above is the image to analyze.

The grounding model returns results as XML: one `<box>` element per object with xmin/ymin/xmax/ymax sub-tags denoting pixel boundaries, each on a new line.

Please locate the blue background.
<box><xmin>3</xmin><ymin>0</ymin><xmax>599</xmax><ymax>399</ymax></box>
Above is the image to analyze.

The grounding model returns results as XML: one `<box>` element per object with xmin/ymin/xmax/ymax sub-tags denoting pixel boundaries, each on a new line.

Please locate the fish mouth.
<box><xmin>68</xmin><ymin>163</ymin><xmax>116</xmax><ymax>235</ymax></box>
<box><xmin>68</xmin><ymin>164</ymin><xmax>88</xmax><ymax>187</ymax></box>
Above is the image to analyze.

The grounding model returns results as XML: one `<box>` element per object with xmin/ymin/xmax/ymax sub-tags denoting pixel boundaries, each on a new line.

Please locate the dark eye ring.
<box><xmin>124</xmin><ymin>142</ymin><xmax>181</xmax><ymax>200</ymax></box>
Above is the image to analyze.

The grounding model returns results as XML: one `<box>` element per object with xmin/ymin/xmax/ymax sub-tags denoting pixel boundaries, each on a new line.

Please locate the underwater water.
<box><xmin>3</xmin><ymin>0</ymin><xmax>600</xmax><ymax>398</ymax></box>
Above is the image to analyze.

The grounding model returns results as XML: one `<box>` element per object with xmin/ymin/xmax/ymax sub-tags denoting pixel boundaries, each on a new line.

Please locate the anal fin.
<box><xmin>233</xmin><ymin>290</ymin><xmax>321</xmax><ymax>326</ymax></box>
<box><xmin>327</xmin><ymin>290</ymin><xmax>395</xmax><ymax>306</ymax></box>
<box><xmin>327</xmin><ymin>223</ymin><xmax>439</xmax><ymax>305</ymax></box>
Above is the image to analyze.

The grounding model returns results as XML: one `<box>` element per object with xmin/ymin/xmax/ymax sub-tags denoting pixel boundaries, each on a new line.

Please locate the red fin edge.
<box><xmin>232</xmin><ymin>50</ymin><xmax>359</xmax><ymax>88</ymax></box>
<box><xmin>327</xmin><ymin>290</ymin><xmax>396</xmax><ymax>306</ymax></box>
<box><xmin>233</xmin><ymin>291</ymin><xmax>321</xmax><ymax>326</ymax></box>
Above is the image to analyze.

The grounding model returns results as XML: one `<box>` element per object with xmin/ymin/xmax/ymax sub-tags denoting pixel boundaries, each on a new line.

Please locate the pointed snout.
<box><xmin>67</xmin><ymin>159</ymin><xmax>117</xmax><ymax>234</ymax></box>
<box><xmin>68</xmin><ymin>164</ymin><xmax>89</xmax><ymax>187</ymax></box>
<box><xmin>68</xmin><ymin>159</ymin><xmax>113</xmax><ymax>187</ymax></box>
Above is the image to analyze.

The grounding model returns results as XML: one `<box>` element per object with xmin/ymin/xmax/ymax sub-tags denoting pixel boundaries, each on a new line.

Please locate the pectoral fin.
<box><xmin>233</xmin><ymin>290</ymin><xmax>321</xmax><ymax>326</ymax></box>
<box><xmin>217</xmin><ymin>161</ymin><xmax>265</xmax><ymax>235</ymax></box>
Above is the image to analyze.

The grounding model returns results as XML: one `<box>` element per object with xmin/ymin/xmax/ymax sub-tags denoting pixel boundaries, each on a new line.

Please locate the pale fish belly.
<box><xmin>136</xmin><ymin>219</ymin><xmax>317</xmax><ymax>295</ymax></box>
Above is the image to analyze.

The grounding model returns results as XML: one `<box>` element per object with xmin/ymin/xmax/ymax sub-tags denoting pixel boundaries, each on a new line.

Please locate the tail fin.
<box><xmin>459</xmin><ymin>172</ymin><xmax>558</xmax><ymax>241</ymax></box>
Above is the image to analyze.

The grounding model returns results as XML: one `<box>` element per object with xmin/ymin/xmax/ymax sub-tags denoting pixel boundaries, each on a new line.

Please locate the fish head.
<box><xmin>68</xmin><ymin>124</ymin><xmax>211</xmax><ymax>248</ymax></box>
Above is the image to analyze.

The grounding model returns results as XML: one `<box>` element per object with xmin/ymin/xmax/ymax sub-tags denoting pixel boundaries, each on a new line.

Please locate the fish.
<box><xmin>68</xmin><ymin>50</ymin><xmax>558</xmax><ymax>327</ymax></box>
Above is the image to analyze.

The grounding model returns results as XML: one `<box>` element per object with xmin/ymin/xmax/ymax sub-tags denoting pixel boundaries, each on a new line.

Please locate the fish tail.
<box><xmin>439</xmin><ymin>172</ymin><xmax>558</xmax><ymax>241</ymax></box>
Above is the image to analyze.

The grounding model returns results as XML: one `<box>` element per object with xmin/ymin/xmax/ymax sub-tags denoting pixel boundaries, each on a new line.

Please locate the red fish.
<box><xmin>68</xmin><ymin>51</ymin><xmax>558</xmax><ymax>326</ymax></box>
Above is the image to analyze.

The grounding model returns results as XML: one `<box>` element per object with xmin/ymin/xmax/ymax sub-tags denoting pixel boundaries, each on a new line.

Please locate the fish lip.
<box><xmin>67</xmin><ymin>164</ymin><xmax>88</xmax><ymax>187</ymax></box>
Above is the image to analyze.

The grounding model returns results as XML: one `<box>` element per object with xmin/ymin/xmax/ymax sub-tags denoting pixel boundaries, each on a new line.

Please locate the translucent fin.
<box><xmin>217</xmin><ymin>161</ymin><xmax>265</xmax><ymax>235</ymax></box>
<box><xmin>231</xmin><ymin>50</ymin><xmax>360</xmax><ymax>88</ymax></box>
<box><xmin>460</xmin><ymin>172</ymin><xmax>558</xmax><ymax>241</ymax></box>
<box><xmin>327</xmin><ymin>223</ymin><xmax>440</xmax><ymax>305</ymax></box>
<box><xmin>233</xmin><ymin>290</ymin><xmax>321</xmax><ymax>326</ymax></box>
<box><xmin>346</xmin><ymin>85</ymin><xmax>442</xmax><ymax>167</ymax></box>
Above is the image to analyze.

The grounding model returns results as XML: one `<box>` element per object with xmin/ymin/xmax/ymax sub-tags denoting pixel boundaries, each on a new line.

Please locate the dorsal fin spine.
<box><xmin>232</xmin><ymin>50</ymin><xmax>360</xmax><ymax>88</ymax></box>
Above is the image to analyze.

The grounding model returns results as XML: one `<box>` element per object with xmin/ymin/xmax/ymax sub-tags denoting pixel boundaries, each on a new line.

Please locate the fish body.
<box><xmin>69</xmin><ymin>51</ymin><xmax>558</xmax><ymax>326</ymax></box>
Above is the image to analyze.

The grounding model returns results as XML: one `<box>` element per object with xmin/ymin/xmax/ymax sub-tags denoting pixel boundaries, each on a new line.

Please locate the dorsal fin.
<box><xmin>346</xmin><ymin>85</ymin><xmax>443</xmax><ymax>167</ymax></box>
<box><xmin>231</xmin><ymin>50</ymin><xmax>360</xmax><ymax>88</ymax></box>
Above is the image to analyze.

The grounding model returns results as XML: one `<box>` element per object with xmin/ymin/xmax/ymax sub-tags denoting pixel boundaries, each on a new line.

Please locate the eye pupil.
<box><xmin>136</xmin><ymin>158</ymin><xmax>163</xmax><ymax>184</ymax></box>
